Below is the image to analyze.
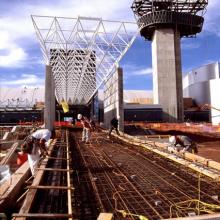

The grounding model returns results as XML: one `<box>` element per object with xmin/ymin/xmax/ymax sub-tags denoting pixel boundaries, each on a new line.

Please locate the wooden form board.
<box><xmin>0</xmin><ymin>142</ymin><xmax>18</xmax><ymax>166</ymax></box>
<box><xmin>97</xmin><ymin>213</ymin><xmax>113</xmax><ymax>220</ymax></box>
<box><xmin>112</xmin><ymin>132</ymin><xmax>220</xmax><ymax>181</ymax></box>
<box><xmin>165</xmin><ymin>212</ymin><xmax>220</xmax><ymax>219</ymax></box>
<box><xmin>13</xmin><ymin>139</ymin><xmax>57</xmax><ymax>220</ymax></box>
<box><xmin>0</xmin><ymin>162</ymin><xmax>30</xmax><ymax>212</ymax></box>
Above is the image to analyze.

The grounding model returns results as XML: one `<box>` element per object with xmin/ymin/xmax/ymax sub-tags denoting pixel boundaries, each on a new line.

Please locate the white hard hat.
<box><xmin>77</xmin><ymin>114</ymin><xmax>82</xmax><ymax>120</ymax></box>
<box><xmin>169</xmin><ymin>136</ymin><xmax>176</xmax><ymax>143</ymax></box>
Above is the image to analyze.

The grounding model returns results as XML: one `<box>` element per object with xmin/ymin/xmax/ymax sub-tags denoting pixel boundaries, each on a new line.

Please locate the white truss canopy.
<box><xmin>32</xmin><ymin>15</ymin><xmax>137</xmax><ymax>105</ymax></box>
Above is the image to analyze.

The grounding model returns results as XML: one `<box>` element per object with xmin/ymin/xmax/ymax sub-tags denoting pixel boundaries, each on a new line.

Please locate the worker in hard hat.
<box><xmin>77</xmin><ymin>114</ymin><xmax>92</xmax><ymax>143</ymax></box>
<box><xmin>21</xmin><ymin>129</ymin><xmax>51</xmax><ymax>175</ymax></box>
<box><xmin>169</xmin><ymin>135</ymin><xmax>198</xmax><ymax>154</ymax></box>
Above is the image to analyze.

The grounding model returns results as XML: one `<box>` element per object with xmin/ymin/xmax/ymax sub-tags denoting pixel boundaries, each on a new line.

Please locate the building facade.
<box><xmin>183</xmin><ymin>62</ymin><xmax>220</xmax><ymax>125</ymax></box>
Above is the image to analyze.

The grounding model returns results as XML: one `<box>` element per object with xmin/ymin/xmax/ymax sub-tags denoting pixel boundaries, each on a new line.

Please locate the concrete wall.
<box><xmin>44</xmin><ymin>65</ymin><xmax>55</xmax><ymax>131</ymax></box>
<box><xmin>103</xmin><ymin>67</ymin><xmax>124</xmax><ymax>131</ymax></box>
<box><xmin>183</xmin><ymin>81</ymin><xmax>211</xmax><ymax>105</ymax></box>
<box><xmin>152</xmin><ymin>28</ymin><xmax>183</xmax><ymax>122</ymax></box>
<box><xmin>210</xmin><ymin>78</ymin><xmax>220</xmax><ymax>125</ymax></box>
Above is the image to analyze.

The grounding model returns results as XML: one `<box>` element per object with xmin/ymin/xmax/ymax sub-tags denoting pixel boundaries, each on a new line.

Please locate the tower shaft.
<box><xmin>152</xmin><ymin>28</ymin><xmax>183</xmax><ymax>122</ymax></box>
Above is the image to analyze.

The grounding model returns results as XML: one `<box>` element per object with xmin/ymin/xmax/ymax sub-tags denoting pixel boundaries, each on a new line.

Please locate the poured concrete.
<box><xmin>44</xmin><ymin>65</ymin><xmax>55</xmax><ymax>131</ymax></box>
<box><xmin>152</xmin><ymin>28</ymin><xmax>183</xmax><ymax>122</ymax></box>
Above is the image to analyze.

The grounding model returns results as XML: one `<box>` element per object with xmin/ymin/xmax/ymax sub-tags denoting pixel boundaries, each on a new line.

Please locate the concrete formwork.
<box><xmin>103</xmin><ymin>67</ymin><xmax>124</xmax><ymax>131</ymax></box>
<box><xmin>152</xmin><ymin>28</ymin><xmax>184</xmax><ymax>122</ymax></box>
<box><xmin>44</xmin><ymin>65</ymin><xmax>55</xmax><ymax>131</ymax></box>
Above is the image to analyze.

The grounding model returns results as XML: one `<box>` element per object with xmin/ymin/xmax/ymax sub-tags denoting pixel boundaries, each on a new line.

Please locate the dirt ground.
<box><xmin>197</xmin><ymin>141</ymin><xmax>220</xmax><ymax>162</ymax></box>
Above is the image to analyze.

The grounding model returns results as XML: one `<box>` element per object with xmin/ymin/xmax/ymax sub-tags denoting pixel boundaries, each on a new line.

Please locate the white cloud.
<box><xmin>134</xmin><ymin>67</ymin><xmax>152</xmax><ymax>75</ymax></box>
<box><xmin>0</xmin><ymin>31</ymin><xmax>28</xmax><ymax>68</ymax></box>
<box><xmin>0</xmin><ymin>0</ymin><xmax>135</xmax><ymax>69</ymax></box>
<box><xmin>0</xmin><ymin>0</ymin><xmax>135</xmax><ymax>42</ymax></box>
<box><xmin>123</xmin><ymin>64</ymin><xmax>152</xmax><ymax>77</ymax></box>
<box><xmin>0</xmin><ymin>46</ymin><xmax>27</xmax><ymax>68</ymax></box>
<box><xmin>204</xmin><ymin>0</ymin><xmax>220</xmax><ymax>36</ymax></box>
<box><xmin>181</xmin><ymin>41</ymin><xmax>200</xmax><ymax>50</ymax></box>
<box><xmin>0</xmin><ymin>73</ymin><xmax>44</xmax><ymax>87</ymax></box>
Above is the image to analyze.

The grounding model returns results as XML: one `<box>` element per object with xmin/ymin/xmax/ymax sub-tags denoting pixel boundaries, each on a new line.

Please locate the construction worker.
<box><xmin>21</xmin><ymin>129</ymin><xmax>51</xmax><ymax>175</ymax></box>
<box><xmin>169</xmin><ymin>135</ymin><xmax>198</xmax><ymax>154</ymax></box>
<box><xmin>107</xmin><ymin>117</ymin><xmax>120</xmax><ymax>138</ymax></box>
<box><xmin>77</xmin><ymin>114</ymin><xmax>92</xmax><ymax>143</ymax></box>
<box><xmin>90</xmin><ymin>118</ymin><xmax>96</xmax><ymax>132</ymax></box>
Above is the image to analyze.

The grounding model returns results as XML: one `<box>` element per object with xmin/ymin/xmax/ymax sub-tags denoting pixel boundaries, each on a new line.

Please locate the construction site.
<box><xmin>1</xmin><ymin>0</ymin><xmax>220</xmax><ymax>219</ymax></box>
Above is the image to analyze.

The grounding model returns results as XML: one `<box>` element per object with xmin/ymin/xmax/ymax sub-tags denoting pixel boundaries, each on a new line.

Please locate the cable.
<box><xmin>169</xmin><ymin>173</ymin><xmax>220</xmax><ymax>218</ymax></box>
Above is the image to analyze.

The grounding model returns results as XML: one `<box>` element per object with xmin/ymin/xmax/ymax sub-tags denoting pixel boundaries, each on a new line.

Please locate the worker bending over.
<box><xmin>77</xmin><ymin>114</ymin><xmax>92</xmax><ymax>143</ymax></box>
<box><xmin>21</xmin><ymin>129</ymin><xmax>51</xmax><ymax>175</ymax></box>
<box><xmin>169</xmin><ymin>135</ymin><xmax>198</xmax><ymax>154</ymax></box>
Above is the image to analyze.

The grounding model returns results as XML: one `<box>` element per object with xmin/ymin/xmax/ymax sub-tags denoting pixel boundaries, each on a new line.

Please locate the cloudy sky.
<box><xmin>0</xmin><ymin>0</ymin><xmax>220</xmax><ymax>93</ymax></box>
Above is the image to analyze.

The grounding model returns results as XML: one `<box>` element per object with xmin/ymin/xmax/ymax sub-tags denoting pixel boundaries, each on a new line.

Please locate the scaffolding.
<box><xmin>32</xmin><ymin>16</ymin><xmax>137</xmax><ymax>105</ymax></box>
<box><xmin>131</xmin><ymin>0</ymin><xmax>208</xmax><ymax>39</ymax></box>
<box><xmin>131</xmin><ymin>0</ymin><xmax>208</xmax><ymax>17</ymax></box>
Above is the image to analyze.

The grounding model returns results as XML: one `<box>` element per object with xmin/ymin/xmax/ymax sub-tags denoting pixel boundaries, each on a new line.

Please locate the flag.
<box><xmin>61</xmin><ymin>101</ymin><xmax>69</xmax><ymax>113</ymax></box>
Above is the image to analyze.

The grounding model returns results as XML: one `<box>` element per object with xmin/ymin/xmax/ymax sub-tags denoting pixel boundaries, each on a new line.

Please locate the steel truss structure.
<box><xmin>32</xmin><ymin>16</ymin><xmax>137</xmax><ymax>105</ymax></box>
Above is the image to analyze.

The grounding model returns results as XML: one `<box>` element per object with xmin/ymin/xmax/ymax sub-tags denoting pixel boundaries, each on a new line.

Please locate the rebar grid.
<box><xmin>29</xmin><ymin>131</ymin><xmax>70</xmax><ymax>219</ymax></box>
<box><xmin>71</xmin><ymin>130</ymin><xmax>220</xmax><ymax>220</ymax></box>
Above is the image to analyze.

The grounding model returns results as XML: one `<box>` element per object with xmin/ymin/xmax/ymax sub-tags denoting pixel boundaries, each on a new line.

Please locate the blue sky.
<box><xmin>0</xmin><ymin>0</ymin><xmax>220</xmax><ymax>91</ymax></box>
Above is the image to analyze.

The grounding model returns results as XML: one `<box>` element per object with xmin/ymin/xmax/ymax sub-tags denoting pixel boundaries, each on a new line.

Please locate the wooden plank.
<box><xmin>12</xmin><ymin>213</ymin><xmax>72</xmax><ymax>218</ymax></box>
<box><xmin>112</xmin><ymin>132</ymin><xmax>220</xmax><ymax>181</ymax></box>
<box><xmin>0</xmin><ymin>162</ymin><xmax>30</xmax><ymax>212</ymax></box>
<box><xmin>26</xmin><ymin>185</ymin><xmax>74</xmax><ymax>190</ymax></box>
<box><xmin>208</xmin><ymin>160</ymin><xmax>220</xmax><ymax>171</ymax></box>
<box><xmin>47</xmin><ymin>156</ymin><xmax>69</xmax><ymax>160</ymax></box>
<box><xmin>66</xmin><ymin>130</ymin><xmax>73</xmax><ymax>220</ymax></box>
<box><xmin>97</xmin><ymin>213</ymin><xmax>113</xmax><ymax>220</ymax></box>
<box><xmin>36</xmin><ymin>168</ymin><xmax>73</xmax><ymax>172</ymax></box>
<box><xmin>165</xmin><ymin>212</ymin><xmax>220</xmax><ymax>219</ymax></box>
<box><xmin>0</xmin><ymin>142</ymin><xmax>18</xmax><ymax>165</ymax></box>
<box><xmin>14</xmin><ymin>140</ymin><xmax>57</xmax><ymax>220</ymax></box>
<box><xmin>145</xmin><ymin>135</ymin><xmax>170</xmax><ymax>138</ymax></box>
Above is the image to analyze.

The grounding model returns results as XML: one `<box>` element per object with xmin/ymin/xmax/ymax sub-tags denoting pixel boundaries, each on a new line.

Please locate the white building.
<box><xmin>183</xmin><ymin>62</ymin><xmax>220</xmax><ymax>125</ymax></box>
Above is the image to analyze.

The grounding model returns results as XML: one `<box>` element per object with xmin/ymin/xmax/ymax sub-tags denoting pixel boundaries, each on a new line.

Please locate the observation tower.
<box><xmin>131</xmin><ymin>0</ymin><xmax>208</xmax><ymax>122</ymax></box>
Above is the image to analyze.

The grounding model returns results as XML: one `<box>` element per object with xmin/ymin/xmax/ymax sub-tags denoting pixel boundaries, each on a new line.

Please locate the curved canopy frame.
<box><xmin>32</xmin><ymin>15</ymin><xmax>137</xmax><ymax>105</ymax></box>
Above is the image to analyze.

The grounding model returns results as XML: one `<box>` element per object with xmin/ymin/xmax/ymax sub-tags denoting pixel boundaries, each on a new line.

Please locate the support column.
<box><xmin>44</xmin><ymin>65</ymin><xmax>55</xmax><ymax>131</ymax></box>
<box><xmin>152</xmin><ymin>28</ymin><xmax>184</xmax><ymax>122</ymax></box>
<box><xmin>103</xmin><ymin>67</ymin><xmax>124</xmax><ymax>132</ymax></box>
<box><xmin>116</xmin><ymin>67</ymin><xmax>124</xmax><ymax>131</ymax></box>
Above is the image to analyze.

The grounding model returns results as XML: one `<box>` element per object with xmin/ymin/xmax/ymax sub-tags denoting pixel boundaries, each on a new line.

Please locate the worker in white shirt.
<box><xmin>169</xmin><ymin>135</ymin><xmax>198</xmax><ymax>154</ymax></box>
<box><xmin>21</xmin><ymin>129</ymin><xmax>51</xmax><ymax>175</ymax></box>
<box><xmin>77</xmin><ymin>114</ymin><xmax>92</xmax><ymax>143</ymax></box>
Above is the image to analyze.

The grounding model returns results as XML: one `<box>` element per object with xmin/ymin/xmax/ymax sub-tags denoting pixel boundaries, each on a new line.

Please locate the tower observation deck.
<box><xmin>132</xmin><ymin>0</ymin><xmax>208</xmax><ymax>40</ymax></box>
<box><xmin>131</xmin><ymin>0</ymin><xmax>208</xmax><ymax>122</ymax></box>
